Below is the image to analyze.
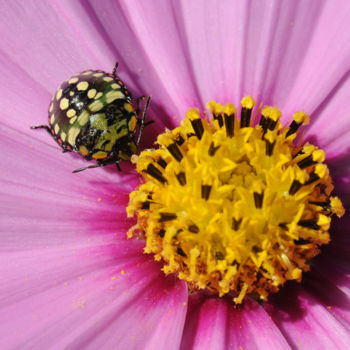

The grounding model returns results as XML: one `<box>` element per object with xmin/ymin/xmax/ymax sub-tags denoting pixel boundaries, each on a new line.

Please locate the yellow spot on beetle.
<box><xmin>61</xmin><ymin>131</ymin><xmax>67</xmax><ymax>142</ymax></box>
<box><xmin>124</xmin><ymin>103</ymin><xmax>133</xmax><ymax>113</ymax></box>
<box><xmin>79</xmin><ymin>145</ymin><xmax>89</xmax><ymax>156</ymax></box>
<box><xmin>54</xmin><ymin>124</ymin><xmax>59</xmax><ymax>134</ymax></box>
<box><xmin>56</xmin><ymin>89</ymin><xmax>63</xmax><ymax>101</ymax></box>
<box><xmin>68</xmin><ymin>77</ymin><xmax>79</xmax><ymax>84</ymax></box>
<box><xmin>87</xmin><ymin>89</ymin><xmax>97</xmax><ymax>99</ymax></box>
<box><xmin>106</xmin><ymin>90</ymin><xmax>123</xmax><ymax>104</ymax></box>
<box><xmin>50</xmin><ymin>113</ymin><xmax>55</xmax><ymax>124</ymax></box>
<box><xmin>68</xmin><ymin>126</ymin><xmax>81</xmax><ymax>145</ymax></box>
<box><xmin>77</xmin><ymin>110</ymin><xmax>90</xmax><ymax>126</ymax></box>
<box><xmin>69</xmin><ymin>116</ymin><xmax>77</xmax><ymax>124</ymax></box>
<box><xmin>67</xmin><ymin>109</ymin><xmax>76</xmax><ymax>118</ymax></box>
<box><xmin>60</xmin><ymin>98</ymin><xmax>69</xmax><ymax>110</ymax></box>
<box><xmin>94</xmin><ymin>92</ymin><xmax>103</xmax><ymax>100</ymax></box>
<box><xmin>92</xmin><ymin>151</ymin><xmax>108</xmax><ymax>159</ymax></box>
<box><xmin>49</xmin><ymin>103</ymin><xmax>54</xmax><ymax>113</ymax></box>
<box><xmin>111</xmin><ymin>83</ymin><xmax>120</xmax><ymax>89</ymax></box>
<box><xmin>88</xmin><ymin>100</ymin><xmax>104</xmax><ymax>113</ymax></box>
<box><xmin>77</xmin><ymin>81</ymin><xmax>89</xmax><ymax>91</ymax></box>
<box><xmin>128</xmin><ymin>116</ymin><xmax>137</xmax><ymax>132</ymax></box>
<box><xmin>93</xmin><ymin>72</ymin><xmax>103</xmax><ymax>78</ymax></box>
<box><xmin>82</xmin><ymin>71</ymin><xmax>92</xmax><ymax>75</ymax></box>
<box><xmin>103</xmin><ymin>76</ymin><xmax>113</xmax><ymax>82</ymax></box>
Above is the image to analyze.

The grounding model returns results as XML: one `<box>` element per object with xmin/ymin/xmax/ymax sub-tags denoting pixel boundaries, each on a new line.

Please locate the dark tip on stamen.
<box><xmin>304</xmin><ymin>172</ymin><xmax>320</xmax><ymax>185</ymax></box>
<box><xmin>177</xmin><ymin>247</ymin><xmax>186</xmax><ymax>257</ymax></box>
<box><xmin>159</xmin><ymin>229</ymin><xmax>165</xmax><ymax>238</ymax></box>
<box><xmin>289</xmin><ymin>180</ymin><xmax>302</xmax><ymax>195</ymax></box>
<box><xmin>309</xmin><ymin>200</ymin><xmax>330</xmax><ymax>209</ymax></box>
<box><xmin>159</xmin><ymin>212</ymin><xmax>177</xmax><ymax>222</ymax></box>
<box><xmin>186</xmin><ymin>132</ymin><xmax>196</xmax><ymax>139</ymax></box>
<box><xmin>213</xmin><ymin>114</ymin><xmax>224</xmax><ymax>127</ymax></box>
<box><xmin>297</xmin><ymin>155</ymin><xmax>316</xmax><ymax>169</ymax></box>
<box><xmin>201</xmin><ymin>185</ymin><xmax>212</xmax><ymax>200</ymax></box>
<box><xmin>232</xmin><ymin>218</ymin><xmax>242</xmax><ymax>231</ymax></box>
<box><xmin>141</xmin><ymin>201</ymin><xmax>150</xmax><ymax>209</ymax></box>
<box><xmin>176</xmin><ymin>172</ymin><xmax>186</xmax><ymax>186</ymax></box>
<box><xmin>167</xmin><ymin>143</ymin><xmax>183</xmax><ymax>161</ymax></box>
<box><xmin>298</xmin><ymin>219</ymin><xmax>320</xmax><ymax>230</ymax></box>
<box><xmin>224</xmin><ymin>114</ymin><xmax>234</xmax><ymax>138</ymax></box>
<box><xmin>188</xmin><ymin>224</ymin><xmax>199</xmax><ymax>233</ymax></box>
<box><xmin>254</xmin><ymin>192</ymin><xmax>264</xmax><ymax>209</ymax></box>
<box><xmin>259</xmin><ymin>116</ymin><xmax>267</xmax><ymax>131</ymax></box>
<box><xmin>279</xmin><ymin>223</ymin><xmax>288</xmax><ymax>230</ymax></box>
<box><xmin>294</xmin><ymin>238</ymin><xmax>310</xmax><ymax>245</ymax></box>
<box><xmin>265</xmin><ymin>140</ymin><xmax>276</xmax><ymax>156</ymax></box>
<box><xmin>252</xmin><ymin>246</ymin><xmax>263</xmax><ymax>253</ymax></box>
<box><xmin>145</xmin><ymin>163</ymin><xmax>167</xmax><ymax>184</ymax></box>
<box><xmin>240</xmin><ymin>107</ymin><xmax>252</xmax><ymax>128</ymax></box>
<box><xmin>215</xmin><ymin>252</ymin><xmax>225</xmax><ymax>260</ymax></box>
<box><xmin>286</xmin><ymin>121</ymin><xmax>302</xmax><ymax>137</ymax></box>
<box><xmin>157</xmin><ymin>158</ymin><xmax>167</xmax><ymax>169</ymax></box>
<box><xmin>175</xmin><ymin>135</ymin><xmax>185</xmax><ymax>146</ymax></box>
<box><xmin>208</xmin><ymin>142</ymin><xmax>220</xmax><ymax>156</ymax></box>
<box><xmin>191</xmin><ymin>118</ymin><xmax>204</xmax><ymax>140</ymax></box>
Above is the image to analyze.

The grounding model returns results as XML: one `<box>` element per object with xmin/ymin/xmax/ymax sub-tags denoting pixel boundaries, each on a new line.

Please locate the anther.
<box><xmin>190</xmin><ymin>119</ymin><xmax>204</xmax><ymax>140</ymax></box>
<box><xmin>289</xmin><ymin>180</ymin><xmax>302</xmax><ymax>195</ymax></box>
<box><xmin>232</xmin><ymin>218</ymin><xmax>242</xmax><ymax>231</ymax></box>
<box><xmin>157</xmin><ymin>158</ymin><xmax>168</xmax><ymax>169</ymax></box>
<box><xmin>141</xmin><ymin>201</ymin><xmax>150</xmax><ymax>209</ymax></box>
<box><xmin>265</xmin><ymin>140</ymin><xmax>276</xmax><ymax>156</ymax></box>
<box><xmin>208</xmin><ymin>142</ymin><xmax>220</xmax><ymax>156</ymax></box>
<box><xmin>286</xmin><ymin>112</ymin><xmax>309</xmax><ymax>138</ymax></box>
<box><xmin>145</xmin><ymin>163</ymin><xmax>167</xmax><ymax>184</ymax></box>
<box><xmin>189</xmin><ymin>224</ymin><xmax>200</xmax><ymax>233</ymax></box>
<box><xmin>167</xmin><ymin>143</ymin><xmax>183</xmax><ymax>161</ymax></box>
<box><xmin>175</xmin><ymin>172</ymin><xmax>186</xmax><ymax>186</ymax></box>
<box><xmin>297</xmin><ymin>155</ymin><xmax>315</xmax><ymax>169</ymax></box>
<box><xmin>159</xmin><ymin>212</ymin><xmax>177</xmax><ymax>222</ymax></box>
<box><xmin>224</xmin><ymin>103</ymin><xmax>235</xmax><ymax>138</ymax></box>
<box><xmin>201</xmin><ymin>185</ymin><xmax>212</xmax><ymax>200</ymax></box>
<box><xmin>254</xmin><ymin>192</ymin><xmax>264</xmax><ymax>209</ymax></box>
<box><xmin>240</xmin><ymin>96</ymin><xmax>255</xmax><ymax>128</ymax></box>
<box><xmin>298</xmin><ymin>219</ymin><xmax>320</xmax><ymax>230</ymax></box>
<box><xmin>206</xmin><ymin>101</ymin><xmax>224</xmax><ymax>127</ymax></box>
<box><xmin>177</xmin><ymin>247</ymin><xmax>186</xmax><ymax>257</ymax></box>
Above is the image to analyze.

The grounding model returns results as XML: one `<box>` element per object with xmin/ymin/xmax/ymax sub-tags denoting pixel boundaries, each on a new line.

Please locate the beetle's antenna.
<box><xmin>136</xmin><ymin>96</ymin><xmax>151</xmax><ymax>146</ymax></box>
<box><xmin>72</xmin><ymin>164</ymin><xmax>101</xmax><ymax>173</ymax></box>
<box><xmin>112</xmin><ymin>62</ymin><xmax>119</xmax><ymax>79</ymax></box>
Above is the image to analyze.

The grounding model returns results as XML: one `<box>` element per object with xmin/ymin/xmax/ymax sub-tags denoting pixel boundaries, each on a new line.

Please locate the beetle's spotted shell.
<box><xmin>48</xmin><ymin>69</ymin><xmax>137</xmax><ymax>160</ymax></box>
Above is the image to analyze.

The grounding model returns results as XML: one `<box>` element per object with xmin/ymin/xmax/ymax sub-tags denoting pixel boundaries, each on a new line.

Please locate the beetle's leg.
<box><xmin>116</xmin><ymin>158</ymin><xmax>121</xmax><ymax>171</ymax></box>
<box><xmin>112</xmin><ymin>62</ymin><xmax>119</xmax><ymax>79</ymax></box>
<box><xmin>72</xmin><ymin>163</ymin><xmax>101</xmax><ymax>173</ymax></box>
<box><xmin>136</xmin><ymin>96</ymin><xmax>152</xmax><ymax>146</ymax></box>
<box><xmin>135</xmin><ymin>96</ymin><xmax>145</xmax><ymax>115</ymax></box>
<box><xmin>31</xmin><ymin>125</ymin><xmax>52</xmax><ymax>136</ymax></box>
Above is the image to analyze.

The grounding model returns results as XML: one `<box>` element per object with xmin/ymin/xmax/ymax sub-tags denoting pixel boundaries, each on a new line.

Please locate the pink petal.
<box><xmin>180</xmin><ymin>294</ymin><xmax>290</xmax><ymax>350</ymax></box>
<box><xmin>267</xmin><ymin>284</ymin><xmax>350</xmax><ymax>349</ymax></box>
<box><xmin>0</xmin><ymin>250</ymin><xmax>187</xmax><ymax>349</ymax></box>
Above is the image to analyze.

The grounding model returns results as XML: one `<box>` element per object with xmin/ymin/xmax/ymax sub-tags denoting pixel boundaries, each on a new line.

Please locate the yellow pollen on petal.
<box><xmin>127</xmin><ymin>97</ymin><xmax>344</xmax><ymax>304</ymax></box>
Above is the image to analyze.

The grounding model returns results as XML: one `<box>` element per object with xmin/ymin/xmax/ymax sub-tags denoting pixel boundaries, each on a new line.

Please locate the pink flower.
<box><xmin>1</xmin><ymin>0</ymin><xmax>349</xmax><ymax>349</ymax></box>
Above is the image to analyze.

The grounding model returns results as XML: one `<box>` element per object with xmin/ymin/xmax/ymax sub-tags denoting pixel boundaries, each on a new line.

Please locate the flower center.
<box><xmin>127</xmin><ymin>96</ymin><xmax>344</xmax><ymax>304</ymax></box>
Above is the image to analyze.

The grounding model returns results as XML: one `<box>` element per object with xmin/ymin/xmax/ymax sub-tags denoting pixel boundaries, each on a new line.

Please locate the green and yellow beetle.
<box><xmin>32</xmin><ymin>63</ymin><xmax>151</xmax><ymax>172</ymax></box>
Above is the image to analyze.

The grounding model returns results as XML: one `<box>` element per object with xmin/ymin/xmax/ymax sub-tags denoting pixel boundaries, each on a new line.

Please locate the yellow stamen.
<box><xmin>127</xmin><ymin>97</ymin><xmax>344</xmax><ymax>304</ymax></box>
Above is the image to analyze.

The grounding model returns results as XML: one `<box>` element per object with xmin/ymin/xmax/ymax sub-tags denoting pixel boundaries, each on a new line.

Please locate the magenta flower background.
<box><xmin>1</xmin><ymin>0</ymin><xmax>350</xmax><ymax>349</ymax></box>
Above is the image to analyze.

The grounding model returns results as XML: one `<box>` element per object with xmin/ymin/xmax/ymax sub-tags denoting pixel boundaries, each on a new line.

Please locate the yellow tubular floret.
<box><xmin>127</xmin><ymin>97</ymin><xmax>344</xmax><ymax>304</ymax></box>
